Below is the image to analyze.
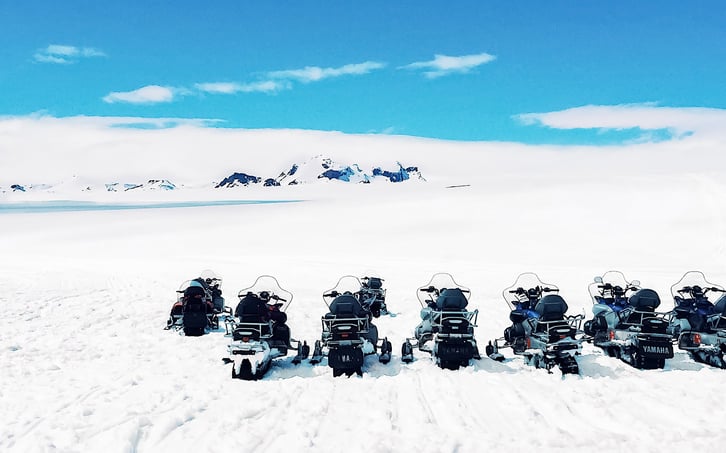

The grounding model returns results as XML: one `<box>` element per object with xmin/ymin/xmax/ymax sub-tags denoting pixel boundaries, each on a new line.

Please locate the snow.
<box><xmin>2</xmin><ymin>118</ymin><xmax>726</xmax><ymax>452</ymax></box>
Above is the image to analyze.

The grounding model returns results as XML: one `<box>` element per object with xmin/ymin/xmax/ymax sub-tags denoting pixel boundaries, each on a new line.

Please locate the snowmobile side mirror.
<box><xmin>594</xmin><ymin>276</ymin><xmax>603</xmax><ymax>284</ymax></box>
<box><xmin>631</xmin><ymin>280</ymin><xmax>640</xmax><ymax>287</ymax></box>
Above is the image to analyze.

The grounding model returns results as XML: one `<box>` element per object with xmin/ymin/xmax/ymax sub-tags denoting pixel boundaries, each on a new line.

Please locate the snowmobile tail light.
<box><xmin>693</xmin><ymin>333</ymin><xmax>701</xmax><ymax>345</ymax></box>
<box><xmin>526</xmin><ymin>337</ymin><xmax>531</xmax><ymax>349</ymax></box>
<box><xmin>242</xmin><ymin>336</ymin><xmax>250</xmax><ymax>342</ymax></box>
<box><xmin>608</xmin><ymin>330</ymin><xmax>615</xmax><ymax>341</ymax></box>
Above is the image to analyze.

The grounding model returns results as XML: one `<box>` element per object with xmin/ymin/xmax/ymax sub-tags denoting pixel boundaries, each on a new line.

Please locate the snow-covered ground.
<box><xmin>3</xmin><ymin>119</ymin><xmax>726</xmax><ymax>452</ymax></box>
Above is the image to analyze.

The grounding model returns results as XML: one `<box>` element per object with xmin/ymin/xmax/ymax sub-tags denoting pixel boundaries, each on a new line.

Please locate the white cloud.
<box><xmin>194</xmin><ymin>80</ymin><xmax>290</xmax><ymax>94</ymax></box>
<box><xmin>34</xmin><ymin>44</ymin><xmax>106</xmax><ymax>64</ymax></box>
<box><xmin>267</xmin><ymin>61</ymin><xmax>386</xmax><ymax>83</ymax></box>
<box><xmin>102</xmin><ymin>85</ymin><xmax>177</xmax><ymax>104</ymax></box>
<box><xmin>401</xmin><ymin>53</ymin><xmax>496</xmax><ymax>78</ymax></box>
<box><xmin>516</xmin><ymin>104</ymin><xmax>726</xmax><ymax>140</ymax></box>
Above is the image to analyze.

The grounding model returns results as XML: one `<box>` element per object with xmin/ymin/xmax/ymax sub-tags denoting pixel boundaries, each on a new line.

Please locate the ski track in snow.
<box><xmin>3</xmin><ymin>178</ymin><xmax>726</xmax><ymax>452</ymax></box>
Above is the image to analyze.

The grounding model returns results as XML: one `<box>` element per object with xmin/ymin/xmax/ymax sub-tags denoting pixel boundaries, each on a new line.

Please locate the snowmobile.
<box><xmin>359</xmin><ymin>274</ymin><xmax>389</xmax><ymax>317</ymax></box>
<box><xmin>486</xmin><ymin>273</ymin><xmax>584</xmax><ymax>374</ymax></box>
<box><xmin>310</xmin><ymin>275</ymin><xmax>392</xmax><ymax>377</ymax></box>
<box><xmin>668</xmin><ymin>271</ymin><xmax>726</xmax><ymax>368</ymax></box>
<box><xmin>165</xmin><ymin>280</ymin><xmax>225</xmax><ymax>336</ymax></box>
<box><xmin>582</xmin><ymin>271</ymin><xmax>673</xmax><ymax>369</ymax></box>
<box><xmin>223</xmin><ymin>275</ymin><xmax>309</xmax><ymax>380</ymax></box>
<box><xmin>401</xmin><ymin>273</ymin><xmax>480</xmax><ymax>370</ymax></box>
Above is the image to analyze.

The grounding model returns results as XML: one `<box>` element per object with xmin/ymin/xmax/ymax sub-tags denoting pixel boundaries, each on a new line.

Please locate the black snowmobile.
<box><xmin>310</xmin><ymin>275</ymin><xmax>392</xmax><ymax>377</ymax></box>
<box><xmin>359</xmin><ymin>275</ymin><xmax>389</xmax><ymax>317</ymax></box>
<box><xmin>583</xmin><ymin>271</ymin><xmax>673</xmax><ymax>369</ymax></box>
<box><xmin>487</xmin><ymin>273</ymin><xmax>584</xmax><ymax>374</ymax></box>
<box><xmin>223</xmin><ymin>275</ymin><xmax>309</xmax><ymax>380</ymax></box>
<box><xmin>401</xmin><ymin>273</ymin><xmax>480</xmax><ymax>369</ymax></box>
<box><xmin>668</xmin><ymin>271</ymin><xmax>726</xmax><ymax>368</ymax></box>
<box><xmin>165</xmin><ymin>280</ymin><xmax>226</xmax><ymax>336</ymax></box>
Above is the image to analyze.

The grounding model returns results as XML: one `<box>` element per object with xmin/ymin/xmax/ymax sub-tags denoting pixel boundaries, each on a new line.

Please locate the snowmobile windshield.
<box><xmin>416</xmin><ymin>273</ymin><xmax>470</xmax><ymax>307</ymax></box>
<box><xmin>670</xmin><ymin>271</ymin><xmax>724</xmax><ymax>302</ymax></box>
<box><xmin>323</xmin><ymin>275</ymin><xmax>363</xmax><ymax>307</ymax></box>
<box><xmin>588</xmin><ymin>271</ymin><xmax>639</xmax><ymax>303</ymax></box>
<box><xmin>502</xmin><ymin>272</ymin><xmax>558</xmax><ymax>311</ymax></box>
<box><xmin>237</xmin><ymin>275</ymin><xmax>293</xmax><ymax>312</ymax></box>
<box><xmin>200</xmin><ymin>269</ymin><xmax>222</xmax><ymax>288</ymax></box>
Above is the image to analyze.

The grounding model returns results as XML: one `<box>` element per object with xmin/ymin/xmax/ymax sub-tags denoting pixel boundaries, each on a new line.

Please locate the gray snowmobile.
<box><xmin>487</xmin><ymin>272</ymin><xmax>584</xmax><ymax>374</ymax></box>
<box><xmin>310</xmin><ymin>275</ymin><xmax>392</xmax><ymax>377</ymax></box>
<box><xmin>583</xmin><ymin>271</ymin><xmax>673</xmax><ymax>369</ymax></box>
<box><xmin>401</xmin><ymin>273</ymin><xmax>480</xmax><ymax>370</ymax></box>
<box><xmin>668</xmin><ymin>271</ymin><xmax>726</xmax><ymax>368</ymax></box>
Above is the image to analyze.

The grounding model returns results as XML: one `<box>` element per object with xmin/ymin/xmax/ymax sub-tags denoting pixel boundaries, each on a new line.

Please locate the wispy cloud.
<box><xmin>194</xmin><ymin>80</ymin><xmax>290</xmax><ymax>94</ymax></box>
<box><xmin>102</xmin><ymin>85</ymin><xmax>178</xmax><ymax>104</ymax></box>
<box><xmin>102</xmin><ymin>60</ymin><xmax>383</xmax><ymax>106</ymax></box>
<box><xmin>34</xmin><ymin>44</ymin><xmax>106</xmax><ymax>64</ymax></box>
<box><xmin>267</xmin><ymin>61</ymin><xmax>386</xmax><ymax>83</ymax></box>
<box><xmin>401</xmin><ymin>53</ymin><xmax>496</xmax><ymax>78</ymax></box>
<box><xmin>516</xmin><ymin>103</ymin><xmax>726</xmax><ymax>141</ymax></box>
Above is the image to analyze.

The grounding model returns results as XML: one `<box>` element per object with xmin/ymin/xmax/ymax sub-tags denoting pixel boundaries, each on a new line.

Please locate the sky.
<box><xmin>1</xmin><ymin>1</ymin><xmax>725</xmax><ymax>144</ymax></box>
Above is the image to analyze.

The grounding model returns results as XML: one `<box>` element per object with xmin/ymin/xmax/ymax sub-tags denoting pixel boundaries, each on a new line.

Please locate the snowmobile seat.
<box><xmin>535</xmin><ymin>294</ymin><xmax>568</xmax><ymax>322</ymax></box>
<box><xmin>182</xmin><ymin>297</ymin><xmax>210</xmax><ymax>336</ymax></box>
<box><xmin>435</xmin><ymin>288</ymin><xmax>468</xmax><ymax>311</ymax></box>
<box><xmin>628</xmin><ymin>289</ymin><xmax>660</xmax><ymax>311</ymax></box>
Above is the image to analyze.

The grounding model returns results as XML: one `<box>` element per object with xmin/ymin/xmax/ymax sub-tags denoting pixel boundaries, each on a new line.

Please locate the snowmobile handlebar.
<box><xmin>677</xmin><ymin>286</ymin><xmax>725</xmax><ymax>294</ymax></box>
<box><xmin>509</xmin><ymin>285</ymin><xmax>557</xmax><ymax>295</ymax></box>
<box><xmin>323</xmin><ymin>290</ymin><xmax>358</xmax><ymax>298</ymax></box>
<box><xmin>419</xmin><ymin>286</ymin><xmax>469</xmax><ymax>293</ymax></box>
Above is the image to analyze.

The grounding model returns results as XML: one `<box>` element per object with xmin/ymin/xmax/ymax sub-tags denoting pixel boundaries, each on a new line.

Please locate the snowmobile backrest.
<box><xmin>235</xmin><ymin>294</ymin><xmax>268</xmax><ymax>323</ymax></box>
<box><xmin>628</xmin><ymin>288</ymin><xmax>660</xmax><ymax>311</ymax></box>
<box><xmin>534</xmin><ymin>294</ymin><xmax>568</xmax><ymax>321</ymax></box>
<box><xmin>435</xmin><ymin>288</ymin><xmax>468</xmax><ymax>311</ymax></box>
<box><xmin>365</xmin><ymin>277</ymin><xmax>383</xmax><ymax>290</ymax></box>
<box><xmin>329</xmin><ymin>294</ymin><xmax>367</xmax><ymax>318</ymax></box>
<box><xmin>713</xmin><ymin>294</ymin><xmax>726</xmax><ymax>316</ymax></box>
<box><xmin>184</xmin><ymin>285</ymin><xmax>206</xmax><ymax>301</ymax></box>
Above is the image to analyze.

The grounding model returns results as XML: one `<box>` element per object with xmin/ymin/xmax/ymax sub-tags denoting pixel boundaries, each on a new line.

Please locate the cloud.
<box><xmin>516</xmin><ymin>104</ymin><xmax>726</xmax><ymax>140</ymax></box>
<box><xmin>194</xmin><ymin>80</ymin><xmax>290</xmax><ymax>94</ymax></box>
<box><xmin>34</xmin><ymin>44</ymin><xmax>106</xmax><ymax>64</ymax></box>
<box><xmin>267</xmin><ymin>61</ymin><xmax>386</xmax><ymax>83</ymax></box>
<box><xmin>401</xmin><ymin>53</ymin><xmax>496</xmax><ymax>78</ymax></box>
<box><xmin>102</xmin><ymin>85</ymin><xmax>177</xmax><ymax>104</ymax></box>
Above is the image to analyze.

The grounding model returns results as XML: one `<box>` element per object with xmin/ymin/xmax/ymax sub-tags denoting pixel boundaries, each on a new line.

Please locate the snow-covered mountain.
<box><xmin>2</xmin><ymin>155</ymin><xmax>424</xmax><ymax>194</ymax></box>
<box><xmin>215</xmin><ymin>155</ymin><xmax>424</xmax><ymax>188</ymax></box>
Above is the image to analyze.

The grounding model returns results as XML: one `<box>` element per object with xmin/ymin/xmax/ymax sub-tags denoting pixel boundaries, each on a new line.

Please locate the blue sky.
<box><xmin>2</xmin><ymin>1</ymin><xmax>725</xmax><ymax>143</ymax></box>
